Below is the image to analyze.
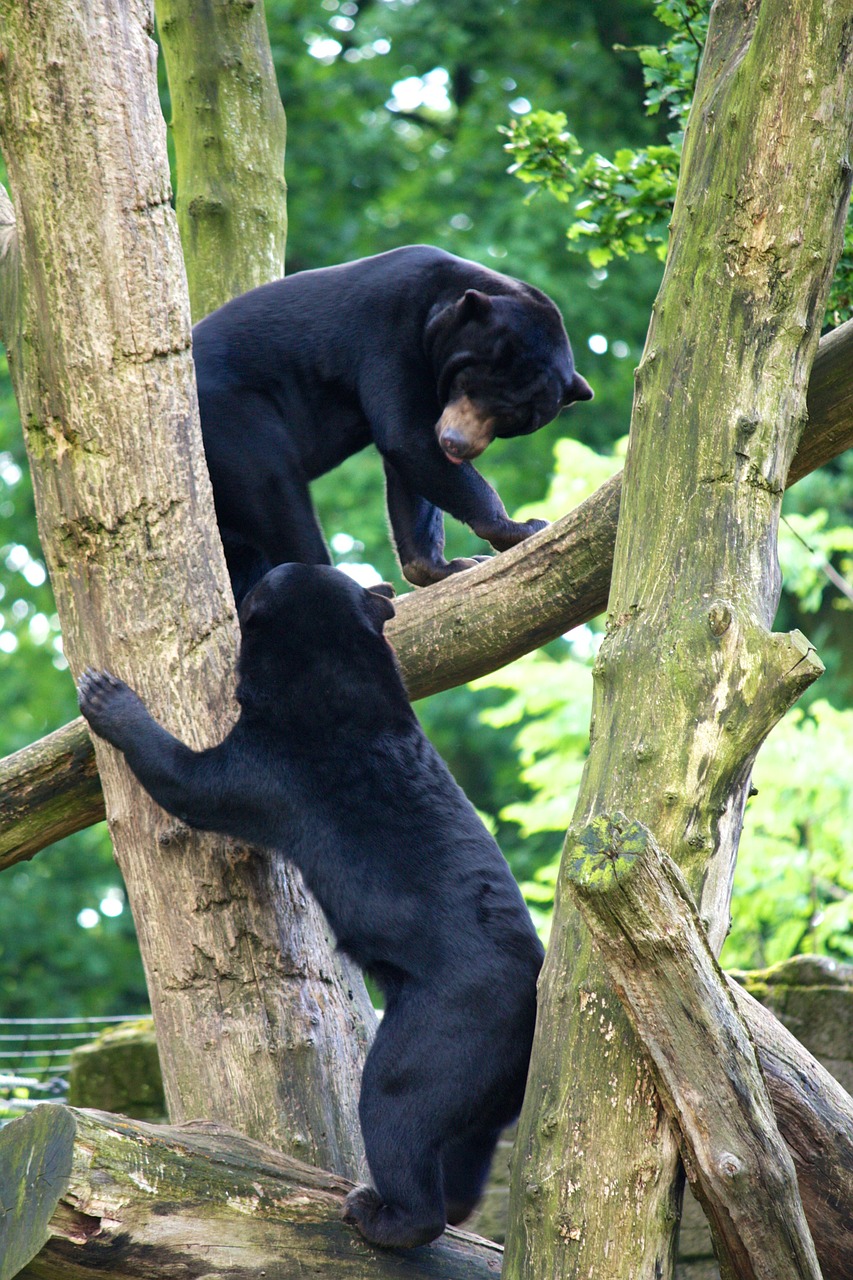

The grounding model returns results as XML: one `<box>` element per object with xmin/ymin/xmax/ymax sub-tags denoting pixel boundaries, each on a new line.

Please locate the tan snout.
<box><xmin>436</xmin><ymin>396</ymin><xmax>496</xmax><ymax>461</ymax></box>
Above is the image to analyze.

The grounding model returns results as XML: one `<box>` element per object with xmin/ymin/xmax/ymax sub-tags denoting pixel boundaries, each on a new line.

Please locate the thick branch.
<box><xmin>0</xmin><ymin>719</ymin><xmax>104</xmax><ymax>865</ymax></box>
<box><xmin>4</xmin><ymin>1106</ymin><xmax>502</xmax><ymax>1280</ymax></box>
<box><xmin>726</xmin><ymin>979</ymin><xmax>853</xmax><ymax>1280</ymax></box>
<box><xmin>567</xmin><ymin>813</ymin><xmax>822</xmax><ymax>1280</ymax></box>
<box><xmin>1</xmin><ymin>316</ymin><xmax>851</xmax><ymax>871</ymax></box>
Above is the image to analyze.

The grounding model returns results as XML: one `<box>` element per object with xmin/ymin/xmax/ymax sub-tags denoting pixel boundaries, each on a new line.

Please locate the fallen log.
<box><xmin>3</xmin><ymin>1106</ymin><xmax>502</xmax><ymax>1280</ymax></box>
<box><xmin>5</xmin><ymin>992</ymin><xmax>853</xmax><ymax>1280</ymax></box>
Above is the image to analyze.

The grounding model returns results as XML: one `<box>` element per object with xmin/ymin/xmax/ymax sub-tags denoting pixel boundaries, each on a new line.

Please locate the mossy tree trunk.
<box><xmin>504</xmin><ymin>2</ymin><xmax>853</xmax><ymax>1278</ymax></box>
<box><xmin>0</xmin><ymin>0</ymin><xmax>372</xmax><ymax>1178</ymax></box>
<box><xmin>155</xmin><ymin>0</ymin><xmax>287</xmax><ymax>320</ymax></box>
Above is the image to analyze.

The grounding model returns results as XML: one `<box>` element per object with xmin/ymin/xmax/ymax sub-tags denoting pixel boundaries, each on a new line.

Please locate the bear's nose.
<box><xmin>439</xmin><ymin>428</ymin><xmax>471</xmax><ymax>460</ymax></box>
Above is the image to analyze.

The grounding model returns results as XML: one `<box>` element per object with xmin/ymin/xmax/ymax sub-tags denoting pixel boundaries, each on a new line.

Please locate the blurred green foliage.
<box><xmin>502</xmin><ymin>0</ymin><xmax>853</xmax><ymax>324</ymax></box>
<box><xmin>1</xmin><ymin>0</ymin><xmax>851</xmax><ymax>1019</ymax></box>
<box><xmin>476</xmin><ymin>443</ymin><xmax>853</xmax><ymax>969</ymax></box>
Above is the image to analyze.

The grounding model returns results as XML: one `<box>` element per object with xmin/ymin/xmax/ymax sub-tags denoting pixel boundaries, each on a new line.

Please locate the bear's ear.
<box><xmin>565</xmin><ymin>371</ymin><xmax>594</xmax><ymax>403</ymax></box>
<box><xmin>238</xmin><ymin>590</ymin><xmax>269</xmax><ymax>633</ymax></box>
<box><xmin>365</xmin><ymin>584</ymin><xmax>396</xmax><ymax>629</ymax></box>
<box><xmin>457</xmin><ymin>289</ymin><xmax>493</xmax><ymax>324</ymax></box>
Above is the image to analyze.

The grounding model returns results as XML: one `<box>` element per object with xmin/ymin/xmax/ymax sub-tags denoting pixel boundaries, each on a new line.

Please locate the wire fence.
<box><xmin>0</xmin><ymin>1015</ymin><xmax>148</xmax><ymax>1123</ymax></box>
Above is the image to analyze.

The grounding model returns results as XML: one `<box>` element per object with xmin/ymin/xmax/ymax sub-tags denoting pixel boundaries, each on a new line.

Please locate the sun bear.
<box><xmin>77</xmin><ymin>563</ymin><xmax>544</xmax><ymax>1249</ymax></box>
<box><xmin>192</xmin><ymin>245</ymin><xmax>592</xmax><ymax>601</ymax></box>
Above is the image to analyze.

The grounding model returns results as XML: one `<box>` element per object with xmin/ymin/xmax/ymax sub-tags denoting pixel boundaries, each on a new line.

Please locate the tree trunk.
<box><xmin>2</xmin><ymin>310</ymin><xmax>852</xmax><ymax>870</ymax></box>
<box><xmin>504</xmin><ymin>2</ymin><xmax>853</xmax><ymax>1277</ymax></box>
<box><xmin>155</xmin><ymin>0</ymin><xmax>287</xmax><ymax>321</ymax></box>
<box><xmin>0</xmin><ymin>0</ymin><xmax>371</xmax><ymax>1177</ymax></box>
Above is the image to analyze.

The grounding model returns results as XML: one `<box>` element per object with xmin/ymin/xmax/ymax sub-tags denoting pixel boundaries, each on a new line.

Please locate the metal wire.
<box><xmin>0</xmin><ymin>1014</ymin><xmax>148</xmax><ymax>1121</ymax></box>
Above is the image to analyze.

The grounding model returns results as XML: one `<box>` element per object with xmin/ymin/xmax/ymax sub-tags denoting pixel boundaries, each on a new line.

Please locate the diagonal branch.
<box><xmin>1</xmin><ymin>317</ymin><xmax>850</xmax><ymax>871</ymax></box>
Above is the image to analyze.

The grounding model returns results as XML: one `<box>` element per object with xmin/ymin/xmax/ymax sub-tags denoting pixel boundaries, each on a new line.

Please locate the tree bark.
<box><xmin>155</xmin><ymin>0</ymin><xmax>287</xmax><ymax>321</ymax></box>
<box><xmin>567</xmin><ymin>814</ymin><xmax>822</xmax><ymax>1280</ymax></box>
<box><xmin>2</xmin><ymin>310</ymin><xmax>851</xmax><ymax>871</ymax></box>
<box><xmin>2</xmin><ymin>1107</ymin><xmax>503</xmax><ymax>1280</ymax></box>
<box><xmin>0</xmin><ymin>0</ymin><xmax>371</xmax><ymax>1177</ymax></box>
<box><xmin>504</xmin><ymin>2</ymin><xmax>853</xmax><ymax>1277</ymax></box>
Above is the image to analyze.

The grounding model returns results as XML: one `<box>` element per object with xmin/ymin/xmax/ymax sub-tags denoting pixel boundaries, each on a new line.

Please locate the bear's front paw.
<box><xmin>77</xmin><ymin>668</ymin><xmax>145</xmax><ymax>748</ymax></box>
<box><xmin>486</xmin><ymin>517</ymin><xmax>549</xmax><ymax>551</ymax></box>
<box><xmin>519</xmin><ymin>517</ymin><xmax>549</xmax><ymax>538</ymax></box>
<box><xmin>402</xmin><ymin>555</ymin><xmax>491</xmax><ymax>587</ymax></box>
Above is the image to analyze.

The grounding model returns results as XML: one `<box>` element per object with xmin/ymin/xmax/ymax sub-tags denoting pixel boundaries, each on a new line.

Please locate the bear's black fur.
<box><xmin>77</xmin><ymin>563</ymin><xmax>544</xmax><ymax>1249</ymax></box>
<box><xmin>192</xmin><ymin>245</ymin><xmax>592</xmax><ymax>601</ymax></box>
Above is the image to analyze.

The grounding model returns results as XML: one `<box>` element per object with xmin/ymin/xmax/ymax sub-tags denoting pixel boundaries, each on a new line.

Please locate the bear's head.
<box><xmin>236</xmin><ymin>564</ymin><xmax>402</xmax><ymax>719</ymax></box>
<box><xmin>430</xmin><ymin>289</ymin><xmax>593</xmax><ymax>464</ymax></box>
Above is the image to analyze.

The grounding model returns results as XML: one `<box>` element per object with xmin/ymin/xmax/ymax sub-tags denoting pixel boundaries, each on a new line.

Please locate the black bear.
<box><xmin>192</xmin><ymin>245</ymin><xmax>592</xmax><ymax>601</ymax></box>
<box><xmin>77</xmin><ymin>563</ymin><xmax>545</xmax><ymax>1249</ymax></box>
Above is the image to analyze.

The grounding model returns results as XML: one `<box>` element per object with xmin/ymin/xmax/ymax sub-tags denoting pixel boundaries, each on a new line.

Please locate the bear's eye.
<box><xmin>493</xmin><ymin>336</ymin><xmax>517</xmax><ymax>366</ymax></box>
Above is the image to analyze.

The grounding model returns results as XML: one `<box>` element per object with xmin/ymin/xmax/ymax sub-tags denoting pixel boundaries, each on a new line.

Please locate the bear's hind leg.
<box><xmin>441</xmin><ymin>1124</ymin><xmax>503</xmax><ymax>1226</ymax></box>
<box><xmin>344</xmin><ymin>1012</ymin><xmax>448</xmax><ymax>1249</ymax></box>
<box><xmin>343</xmin><ymin>1150</ymin><xmax>446</xmax><ymax>1250</ymax></box>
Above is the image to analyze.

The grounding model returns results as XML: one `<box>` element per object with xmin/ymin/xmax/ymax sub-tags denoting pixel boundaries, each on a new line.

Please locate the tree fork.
<box><xmin>1</xmin><ymin>306</ymin><xmax>851</xmax><ymax>872</ymax></box>
<box><xmin>504</xmin><ymin>0</ymin><xmax>853</xmax><ymax>1276</ymax></box>
<box><xmin>0</xmin><ymin>0</ymin><xmax>372</xmax><ymax>1176</ymax></box>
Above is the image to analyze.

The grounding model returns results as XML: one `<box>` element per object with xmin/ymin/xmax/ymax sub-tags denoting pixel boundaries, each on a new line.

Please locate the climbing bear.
<box><xmin>77</xmin><ymin>563</ymin><xmax>545</xmax><ymax>1249</ymax></box>
<box><xmin>192</xmin><ymin>244</ymin><xmax>592</xmax><ymax>601</ymax></box>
